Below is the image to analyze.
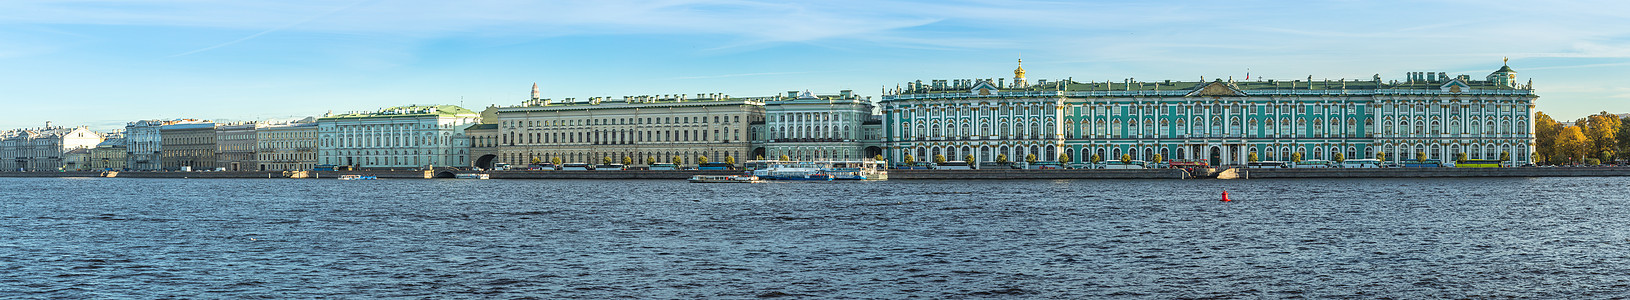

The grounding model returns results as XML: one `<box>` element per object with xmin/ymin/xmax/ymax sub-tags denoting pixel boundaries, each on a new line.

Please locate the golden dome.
<box><xmin>1014</xmin><ymin>58</ymin><xmax>1026</xmax><ymax>78</ymax></box>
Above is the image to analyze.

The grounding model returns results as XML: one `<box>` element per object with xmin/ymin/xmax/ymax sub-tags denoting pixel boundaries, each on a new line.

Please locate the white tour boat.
<box><xmin>687</xmin><ymin>174</ymin><xmax>764</xmax><ymax>183</ymax></box>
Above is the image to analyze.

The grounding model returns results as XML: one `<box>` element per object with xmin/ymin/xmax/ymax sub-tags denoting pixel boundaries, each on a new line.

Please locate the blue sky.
<box><xmin>3</xmin><ymin>0</ymin><xmax>1628</xmax><ymax>131</ymax></box>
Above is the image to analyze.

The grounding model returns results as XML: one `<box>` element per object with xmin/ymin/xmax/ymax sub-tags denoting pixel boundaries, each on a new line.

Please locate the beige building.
<box><xmin>480</xmin><ymin>85</ymin><xmax>765</xmax><ymax>169</ymax></box>
<box><xmin>464</xmin><ymin>123</ymin><xmax>499</xmax><ymax>167</ymax></box>
<box><xmin>63</xmin><ymin>148</ymin><xmax>91</xmax><ymax>171</ymax></box>
<box><xmin>160</xmin><ymin>122</ymin><xmax>217</xmax><ymax>171</ymax></box>
<box><xmin>318</xmin><ymin>105</ymin><xmax>480</xmax><ymax>170</ymax></box>
<box><xmin>256</xmin><ymin>120</ymin><xmax>318</xmax><ymax>171</ymax></box>
<box><xmin>215</xmin><ymin>122</ymin><xmax>263</xmax><ymax>171</ymax></box>
<box><xmin>88</xmin><ymin>138</ymin><xmax>128</xmax><ymax>171</ymax></box>
<box><xmin>1</xmin><ymin>123</ymin><xmax>104</xmax><ymax>171</ymax></box>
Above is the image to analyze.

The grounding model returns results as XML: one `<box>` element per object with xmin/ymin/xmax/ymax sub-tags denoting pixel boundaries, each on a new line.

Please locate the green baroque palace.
<box><xmin>880</xmin><ymin>60</ymin><xmax>1537</xmax><ymax>166</ymax></box>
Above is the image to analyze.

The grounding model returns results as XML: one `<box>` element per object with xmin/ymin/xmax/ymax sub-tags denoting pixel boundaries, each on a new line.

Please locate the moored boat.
<box><xmin>688</xmin><ymin>174</ymin><xmax>764</xmax><ymax>183</ymax></box>
<box><xmin>817</xmin><ymin>160</ymin><xmax>888</xmax><ymax>180</ymax></box>
<box><xmin>751</xmin><ymin>161</ymin><xmax>833</xmax><ymax>181</ymax></box>
<box><xmin>454</xmin><ymin>173</ymin><xmax>489</xmax><ymax>179</ymax></box>
<box><xmin>338</xmin><ymin>174</ymin><xmax>377</xmax><ymax>180</ymax></box>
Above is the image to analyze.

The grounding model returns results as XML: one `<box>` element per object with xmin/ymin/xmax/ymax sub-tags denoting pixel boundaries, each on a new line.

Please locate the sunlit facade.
<box><xmin>881</xmin><ymin>61</ymin><xmax>1538</xmax><ymax>166</ymax></box>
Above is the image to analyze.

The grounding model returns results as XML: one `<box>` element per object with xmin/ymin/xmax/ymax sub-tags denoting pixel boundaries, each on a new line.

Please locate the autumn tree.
<box><xmin>1618</xmin><ymin>116</ymin><xmax>1630</xmax><ymax>161</ymax></box>
<box><xmin>934</xmin><ymin>154</ymin><xmax>947</xmax><ymax>164</ymax></box>
<box><xmin>1533</xmin><ymin>112</ymin><xmax>1564</xmax><ymax>164</ymax></box>
<box><xmin>1120</xmin><ymin>153</ymin><xmax>1131</xmax><ymax>163</ymax></box>
<box><xmin>964</xmin><ymin>154</ymin><xmax>976</xmax><ymax>163</ymax></box>
<box><xmin>1584</xmin><ymin>112</ymin><xmax>1621</xmax><ymax>161</ymax></box>
<box><xmin>1058</xmin><ymin>152</ymin><xmax>1070</xmax><ymax>163</ymax></box>
<box><xmin>1555</xmin><ymin>126</ymin><xmax>1588</xmax><ymax>164</ymax></box>
<box><xmin>1025</xmin><ymin>153</ymin><xmax>1037</xmax><ymax>164</ymax></box>
<box><xmin>1333</xmin><ymin>152</ymin><xmax>1346</xmax><ymax>163</ymax></box>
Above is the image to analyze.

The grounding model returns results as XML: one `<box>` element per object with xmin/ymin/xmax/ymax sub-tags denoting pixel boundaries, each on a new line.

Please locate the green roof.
<box><xmin>900</xmin><ymin>77</ymin><xmax>1520</xmax><ymax>95</ymax></box>
<box><xmin>319</xmin><ymin>105</ymin><xmax>478</xmax><ymax>120</ymax></box>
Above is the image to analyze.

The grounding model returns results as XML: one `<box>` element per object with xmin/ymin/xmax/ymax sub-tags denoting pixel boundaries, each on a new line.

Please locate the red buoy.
<box><xmin>1221</xmin><ymin>190</ymin><xmax>1231</xmax><ymax>202</ymax></box>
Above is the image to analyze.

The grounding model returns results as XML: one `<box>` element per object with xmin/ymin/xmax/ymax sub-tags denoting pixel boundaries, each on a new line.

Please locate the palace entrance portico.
<box><xmin>1176</xmin><ymin>142</ymin><xmax>1248</xmax><ymax>166</ymax></box>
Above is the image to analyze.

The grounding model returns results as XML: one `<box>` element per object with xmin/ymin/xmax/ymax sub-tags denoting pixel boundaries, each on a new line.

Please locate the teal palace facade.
<box><xmin>879</xmin><ymin>60</ymin><xmax>1537</xmax><ymax>166</ymax></box>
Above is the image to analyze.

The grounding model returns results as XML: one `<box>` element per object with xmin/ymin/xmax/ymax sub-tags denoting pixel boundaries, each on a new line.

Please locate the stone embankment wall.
<box><xmin>487</xmin><ymin>170</ymin><xmax>739</xmax><ymax>179</ymax></box>
<box><xmin>1239</xmin><ymin>167</ymin><xmax>1630</xmax><ymax>178</ymax></box>
<box><xmin>889</xmin><ymin>169</ymin><xmax>1187</xmax><ymax>179</ymax></box>
<box><xmin>3</xmin><ymin>167</ymin><xmax>1629</xmax><ymax>179</ymax></box>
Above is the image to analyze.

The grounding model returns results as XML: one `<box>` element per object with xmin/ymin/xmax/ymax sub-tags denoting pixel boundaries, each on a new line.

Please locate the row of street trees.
<box><xmin>1535</xmin><ymin>111</ymin><xmax>1628</xmax><ymax>165</ymax></box>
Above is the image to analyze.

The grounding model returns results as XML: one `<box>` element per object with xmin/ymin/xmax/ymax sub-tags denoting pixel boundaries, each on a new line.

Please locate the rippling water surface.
<box><xmin>4</xmin><ymin>177</ymin><xmax>1630</xmax><ymax>298</ymax></box>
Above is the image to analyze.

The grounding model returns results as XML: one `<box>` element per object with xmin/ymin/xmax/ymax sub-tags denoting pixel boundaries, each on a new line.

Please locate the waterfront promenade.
<box><xmin>6</xmin><ymin>167</ymin><xmax>1630</xmax><ymax>179</ymax></box>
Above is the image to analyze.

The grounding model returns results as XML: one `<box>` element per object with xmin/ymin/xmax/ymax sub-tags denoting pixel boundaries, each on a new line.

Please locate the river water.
<box><xmin>3</xmin><ymin>177</ymin><xmax>1629</xmax><ymax>298</ymax></box>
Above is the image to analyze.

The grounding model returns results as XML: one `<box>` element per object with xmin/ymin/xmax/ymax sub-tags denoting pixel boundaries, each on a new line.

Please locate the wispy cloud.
<box><xmin>170</xmin><ymin>0</ymin><xmax>370</xmax><ymax>57</ymax></box>
<box><xmin>667</xmin><ymin>71</ymin><xmax>813</xmax><ymax>80</ymax></box>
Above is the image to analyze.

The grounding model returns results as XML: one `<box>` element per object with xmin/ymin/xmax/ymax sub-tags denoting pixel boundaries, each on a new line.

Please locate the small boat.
<box><xmin>688</xmin><ymin>174</ymin><xmax>764</xmax><ymax>183</ymax></box>
<box><xmin>337</xmin><ymin>174</ymin><xmax>377</xmax><ymax>180</ymax></box>
<box><xmin>454</xmin><ymin>173</ymin><xmax>489</xmax><ymax>179</ymax></box>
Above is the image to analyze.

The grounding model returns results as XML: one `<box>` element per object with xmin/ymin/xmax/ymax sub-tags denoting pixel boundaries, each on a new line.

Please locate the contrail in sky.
<box><xmin>169</xmin><ymin>0</ymin><xmax>370</xmax><ymax>57</ymax></box>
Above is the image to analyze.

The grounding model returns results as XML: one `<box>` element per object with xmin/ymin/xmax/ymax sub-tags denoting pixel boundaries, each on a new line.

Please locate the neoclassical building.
<box><xmin>480</xmin><ymin>85</ymin><xmax>765</xmax><ymax>168</ymax></box>
<box><xmin>215</xmin><ymin>122</ymin><xmax>262</xmax><ymax>171</ymax></box>
<box><xmin>761</xmin><ymin>90</ymin><xmax>882</xmax><ymax>161</ymax></box>
<box><xmin>256</xmin><ymin>119</ymin><xmax>318</xmax><ymax>171</ymax></box>
<box><xmin>317</xmin><ymin>105</ymin><xmax>480</xmax><ymax>169</ymax></box>
<box><xmin>88</xmin><ymin>137</ymin><xmax>127</xmax><ymax>171</ymax></box>
<box><xmin>880</xmin><ymin>60</ymin><xmax>1537</xmax><ymax>166</ymax></box>
<box><xmin>160</xmin><ymin>122</ymin><xmax>218</xmax><ymax>171</ymax></box>
<box><xmin>0</xmin><ymin>123</ymin><xmax>103</xmax><ymax>171</ymax></box>
<box><xmin>123</xmin><ymin>119</ymin><xmax>203</xmax><ymax>171</ymax></box>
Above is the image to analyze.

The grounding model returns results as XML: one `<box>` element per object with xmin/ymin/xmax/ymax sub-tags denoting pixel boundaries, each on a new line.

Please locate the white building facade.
<box><xmin>317</xmin><ymin>105</ymin><xmax>480</xmax><ymax>169</ymax></box>
<box><xmin>762</xmin><ymin>90</ymin><xmax>881</xmax><ymax>161</ymax></box>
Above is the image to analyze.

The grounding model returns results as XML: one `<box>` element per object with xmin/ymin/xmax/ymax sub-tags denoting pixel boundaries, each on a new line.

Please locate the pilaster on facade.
<box><xmin>880</xmin><ymin>63</ymin><xmax>1539</xmax><ymax>167</ymax></box>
